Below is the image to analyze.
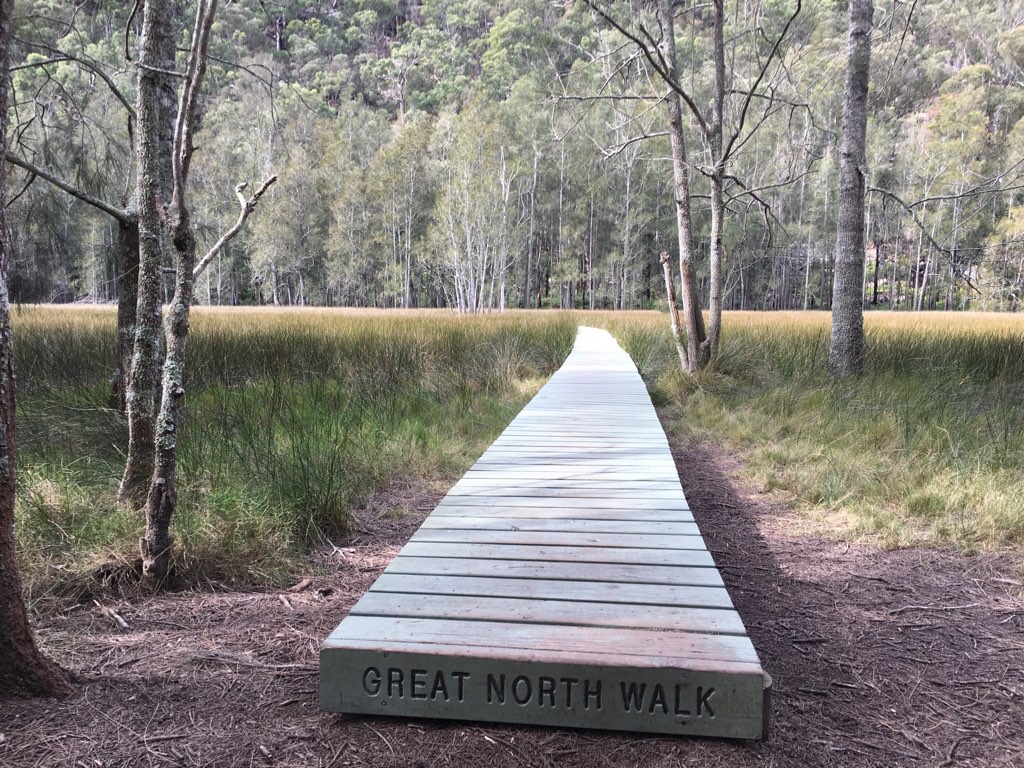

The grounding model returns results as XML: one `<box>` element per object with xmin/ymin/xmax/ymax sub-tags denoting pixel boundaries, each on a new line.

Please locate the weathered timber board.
<box><xmin>382</xmin><ymin>557</ymin><xmax>727</xmax><ymax>587</ymax></box>
<box><xmin>428</xmin><ymin>506</ymin><xmax>695</xmax><ymax>521</ymax></box>
<box><xmin>320</xmin><ymin>327</ymin><xmax>770</xmax><ymax>739</ymax></box>
<box><xmin>436</xmin><ymin>496</ymin><xmax>689</xmax><ymax>510</ymax></box>
<box><xmin>369</xmin><ymin>574</ymin><xmax>734</xmax><ymax>609</ymax></box>
<box><xmin>417</xmin><ymin>516</ymin><xmax>702</xmax><ymax>534</ymax></box>
<box><xmin>409</xmin><ymin>529</ymin><xmax>707</xmax><ymax>549</ymax></box>
<box><xmin>328</xmin><ymin>619</ymin><xmax>760</xmax><ymax>671</ymax></box>
<box><xmin>396</xmin><ymin>542</ymin><xmax>717</xmax><ymax>566</ymax></box>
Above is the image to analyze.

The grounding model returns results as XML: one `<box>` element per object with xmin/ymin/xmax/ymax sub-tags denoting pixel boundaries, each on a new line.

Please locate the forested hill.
<box><xmin>7</xmin><ymin>0</ymin><xmax>1024</xmax><ymax>310</ymax></box>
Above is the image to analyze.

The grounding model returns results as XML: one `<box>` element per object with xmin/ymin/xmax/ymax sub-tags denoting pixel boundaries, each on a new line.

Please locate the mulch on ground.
<box><xmin>1</xmin><ymin>439</ymin><xmax>1022</xmax><ymax>768</ymax></box>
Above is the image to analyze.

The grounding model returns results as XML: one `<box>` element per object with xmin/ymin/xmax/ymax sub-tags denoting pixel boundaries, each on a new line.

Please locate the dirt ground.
<box><xmin>1</xmin><ymin>438</ymin><xmax>1023</xmax><ymax>768</ymax></box>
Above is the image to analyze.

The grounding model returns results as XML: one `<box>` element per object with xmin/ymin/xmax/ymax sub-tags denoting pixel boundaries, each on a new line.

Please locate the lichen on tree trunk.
<box><xmin>140</xmin><ymin>219</ymin><xmax>196</xmax><ymax>580</ymax></box>
<box><xmin>119</xmin><ymin>0</ymin><xmax>170</xmax><ymax>506</ymax></box>
<box><xmin>111</xmin><ymin>213</ymin><xmax>140</xmax><ymax>412</ymax></box>
<box><xmin>138</xmin><ymin>0</ymin><xmax>221</xmax><ymax>581</ymax></box>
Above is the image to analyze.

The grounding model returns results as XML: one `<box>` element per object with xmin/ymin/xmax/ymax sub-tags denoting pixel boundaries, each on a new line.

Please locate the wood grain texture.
<box><xmin>320</xmin><ymin>327</ymin><xmax>769</xmax><ymax>739</ymax></box>
<box><xmin>382</xmin><ymin>557</ymin><xmax>727</xmax><ymax>587</ymax></box>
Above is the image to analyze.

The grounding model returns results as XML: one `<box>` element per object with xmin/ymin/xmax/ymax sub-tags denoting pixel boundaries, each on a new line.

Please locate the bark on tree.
<box><xmin>707</xmin><ymin>0</ymin><xmax>726</xmax><ymax>362</ymax></box>
<box><xmin>120</xmin><ymin>0</ymin><xmax>170</xmax><ymax>505</ymax></box>
<box><xmin>828</xmin><ymin>0</ymin><xmax>873</xmax><ymax>378</ymax></box>
<box><xmin>659</xmin><ymin>251</ymin><xmax>689</xmax><ymax>371</ymax></box>
<box><xmin>657</xmin><ymin>0</ymin><xmax>707</xmax><ymax>373</ymax></box>
<box><xmin>140</xmin><ymin>0</ymin><xmax>273</xmax><ymax>580</ymax></box>
<box><xmin>112</xmin><ymin>214</ymin><xmax>140</xmax><ymax>412</ymax></box>
<box><xmin>0</xmin><ymin>0</ymin><xmax>71</xmax><ymax>699</ymax></box>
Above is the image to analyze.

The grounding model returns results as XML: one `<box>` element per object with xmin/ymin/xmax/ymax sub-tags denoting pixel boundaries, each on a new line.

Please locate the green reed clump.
<box><xmin>594</xmin><ymin>310</ymin><xmax>1024</xmax><ymax>552</ymax></box>
<box><xmin>11</xmin><ymin>307</ymin><xmax>576</xmax><ymax>591</ymax></box>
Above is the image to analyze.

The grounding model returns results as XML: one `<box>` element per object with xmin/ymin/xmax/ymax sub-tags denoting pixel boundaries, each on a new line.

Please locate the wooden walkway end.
<box><xmin>320</xmin><ymin>327</ymin><xmax>770</xmax><ymax>739</ymax></box>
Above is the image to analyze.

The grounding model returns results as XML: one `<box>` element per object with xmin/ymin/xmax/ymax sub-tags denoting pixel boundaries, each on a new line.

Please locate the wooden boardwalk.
<box><xmin>320</xmin><ymin>327</ymin><xmax>770</xmax><ymax>739</ymax></box>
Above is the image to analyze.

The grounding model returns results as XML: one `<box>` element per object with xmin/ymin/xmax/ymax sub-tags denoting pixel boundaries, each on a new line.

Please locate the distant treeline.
<box><xmin>7</xmin><ymin>0</ymin><xmax>1024</xmax><ymax>311</ymax></box>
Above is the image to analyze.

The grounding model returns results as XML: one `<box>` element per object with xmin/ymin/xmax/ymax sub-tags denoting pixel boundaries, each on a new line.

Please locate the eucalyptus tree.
<box><xmin>0</xmin><ymin>0</ymin><xmax>69</xmax><ymax>699</ymax></box>
<box><xmin>362</xmin><ymin>117</ymin><xmax>435</xmax><ymax>307</ymax></box>
<box><xmin>828</xmin><ymin>0</ymin><xmax>873</xmax><ymax>377</ymax></box>
<box><xmin>429</xmin><ymin>104</ymin><xmax>528</xmax><ymax>313</ymax></box>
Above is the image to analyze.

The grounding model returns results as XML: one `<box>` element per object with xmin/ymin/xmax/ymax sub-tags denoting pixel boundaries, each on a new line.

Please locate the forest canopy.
<box><xmin>6</xmin><ymin>0</ymin><xmax>1024</xmax><ymax>311</ymax></box>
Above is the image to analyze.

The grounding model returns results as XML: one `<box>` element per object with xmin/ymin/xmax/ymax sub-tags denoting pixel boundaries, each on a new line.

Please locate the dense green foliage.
<box><xmin>7</xmin><ymin>1</ymin><xmax>1023</xmax><ymax>311</ymax></box>
<box><xmin>13</xmin><ymin>307</ymin><xmax>575</xmax><ymax>591</ymax></box>
<box><xmin>602</xmin><ymin>311</ymin><xmax>1024</xmax><ymax>549</ymax></box>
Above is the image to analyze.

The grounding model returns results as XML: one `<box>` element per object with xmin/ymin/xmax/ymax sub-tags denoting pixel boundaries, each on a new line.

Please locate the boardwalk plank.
<box><xmin>349</xmin><ymin>592</ymin><xmax>746</xmax><ymax>635</ymax></box>
<box><xmin>410</xmin><ymin>529</ymin><xmax>707</xmax><ymax>550</ymax></box>
<box><xmin>418</xmin><ymin>517</ymin><xmax>701</xmax><ymax>534</ymax></box>
<box><xmin>369</xmin><ymin>574</ymin><xmax>734</xmax><ymax>609</ymax></box>
<box><xmin>383</xmin><ymin>557</ymin><xmax>726</xmax><ymax>587</ymax></box>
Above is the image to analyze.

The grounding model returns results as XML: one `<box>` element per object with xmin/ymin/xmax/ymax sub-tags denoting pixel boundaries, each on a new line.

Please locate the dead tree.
<box><xmin>828</xmin><ymin>0</ymin><xmax>874</xmax><ymax>378</ymax></box>
<box><xmin>0</xmin><ymin>0</ymin><xmax>70</xmax><ymax>699</ymax></box>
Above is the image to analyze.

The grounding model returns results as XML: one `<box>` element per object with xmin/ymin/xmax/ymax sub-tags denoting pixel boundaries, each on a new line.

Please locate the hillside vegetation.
<box><xmin>8</xmin><ymin>1</ymin><xmax>1024</xmax><ymax>311</ymax></box>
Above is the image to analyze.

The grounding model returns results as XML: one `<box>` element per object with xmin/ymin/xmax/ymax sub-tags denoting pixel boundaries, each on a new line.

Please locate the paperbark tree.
<box><xmin>828</xmin><ymin>0</ymin><xmax>874</xmax><ymax>378</ymax></box>
<box><xmin>0</xmin><ymin>0</ymin><xmax>70</xmax><ymax>700</ymax></box>
<box><xmin>139</xmin><ymin>0</ymin><xmax>276</xmax><ymax>579</ymax></box>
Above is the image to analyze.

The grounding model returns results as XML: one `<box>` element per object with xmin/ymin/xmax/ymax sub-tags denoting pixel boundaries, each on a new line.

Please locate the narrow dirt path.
<box><xmin>1</xmin><ymin>440</ymin><xmax>1022</xmax><ymax>767</ymax></box>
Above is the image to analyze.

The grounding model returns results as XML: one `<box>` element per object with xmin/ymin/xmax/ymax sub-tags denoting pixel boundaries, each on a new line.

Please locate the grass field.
<box><xmin>597</xmin><ymin>310</ymin><xmax>1024</xmax><ymax>552</ymax></box>
<box><xmin>12</xmin><ymin>306</ymin><xmax>576</xmax><ymax>594</ymax></box>
<box><xmin>11</xmin><ymin>305</ymin><xmax>1024</xmax><ymax>595</ymax></box>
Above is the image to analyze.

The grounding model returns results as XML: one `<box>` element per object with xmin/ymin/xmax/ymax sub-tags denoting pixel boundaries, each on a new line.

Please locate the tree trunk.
<box><xmin>872</xmin><ymin>237</ymin><xmax>881</xmax><ymax>304</ymax></box>
<box><xmin>140</xmin><ymin>213</ymin><xmax>196</xmax><ymax>581</ymax></box>
<box><xmin>120</xmin><ymin>0</ymin><xmax>171</xmax><ymax>505</ymax></box>
<box><xmin>828</xmin><ymin>0</ymin><xmax>873</xmax><ymax>378</ymax></box>
<box><xmin>0</xmin><ymin>0</ymin><xmax>70</xmax><ymax>698</ymax></box>
<box><xmin>0</xmin><ymin>277</ymin><xmax>70</xmax><ymax>698</ymax></box>
<box><xmin>658</xmin><ymin>0</ymin><xmax>707</xmax><ymax>373</ymax></box>
<box><xmin>111</xmin><ymin>214</ymin><xmax>140</xmax><ymax>412</ymax></box>
<box><xmin>706</xmin><ymin>0</ymin><xmax>726</xmax><ymax>360</ymax></box>
<box><xmin>139</xmin><ymin>0</ymin><xmax>220</xmax><ymax>581</ymax></box>
<box><xmin>660</xmin><ymin>252</ymin><xmax>689</xmax><ymax>370</ymax></box>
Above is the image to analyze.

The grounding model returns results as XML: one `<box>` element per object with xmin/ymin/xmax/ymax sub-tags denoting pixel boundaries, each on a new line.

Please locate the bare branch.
<box><xmin>193</xmin><ymin>176</ymin><xmax>278</xmax><ymax>279</ymax></box>
<box><xmin>4</xmin><ymin>151</ymin><xmax>128</xmax><ymax>222</ymax></box>
<box><xmin>172</xmin><ymin>0</ymin><xmax>217</xmax><ymax>203</ymax></box>
<box><xmin>5</xmin><ymin>168</ymin><xmax>36</xmax><ymax>209</ymax></box>
<box><xmin>125</xmin><ymin>0</ymin><xmax>141</xmax><ymax>62</ymax></box>
<box><xmin>600</xmin><ymin>130</ymin><xmax>669</xmax><ymax>157</ymax></box>
<box><xmin>582</xmin><ymin>0</ymin><xmax>710</xmax><ymax>137</ymax></box>
<box><xmin>724</xmin><ymin>0</ymin><xmax>803</xmax><ymax>161</ymax></box>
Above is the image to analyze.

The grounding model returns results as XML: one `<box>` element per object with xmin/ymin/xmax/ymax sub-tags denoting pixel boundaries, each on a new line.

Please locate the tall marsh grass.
<box><xmin>596</xmin><ymin>310</ymin><xmax>1024</xmax><ymax>552</ymax></box>
<box><xmin>12</xmin><ymin>306</ymin><xmax>576</xmax><ymax>591</ymax></box>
